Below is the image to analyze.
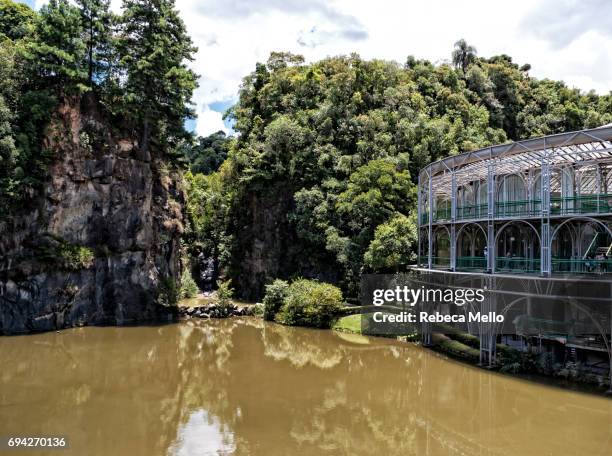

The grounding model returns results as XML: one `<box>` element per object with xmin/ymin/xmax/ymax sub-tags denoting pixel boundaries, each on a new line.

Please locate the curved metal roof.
<box><xmin>420</xmin><ymin>125</ymin><xmax>612</xmax><ymax>183</ymax></box>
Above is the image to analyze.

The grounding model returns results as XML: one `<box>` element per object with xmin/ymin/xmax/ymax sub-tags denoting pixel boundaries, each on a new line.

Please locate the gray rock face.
<box><xmin>0</xmin><ymin>98</ymin><xmax>183</xmax><ymax>334</ymax></box>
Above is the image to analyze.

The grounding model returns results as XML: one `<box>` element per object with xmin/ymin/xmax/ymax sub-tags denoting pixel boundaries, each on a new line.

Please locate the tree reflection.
<box><xmin>0</xmin><ymin>320</ymin><xmax>610</xmax><ymax>456</ymax></box>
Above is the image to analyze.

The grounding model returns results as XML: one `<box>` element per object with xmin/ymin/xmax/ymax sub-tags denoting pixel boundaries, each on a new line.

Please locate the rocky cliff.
<box><xmin>0</xmin><ymin>97</ymin><xmax>184</xmax><ymax>334</ymax></box>
<box><xmin>229</xmin><ymin>182</ymin><xmax>339</xmax><ymax>301</ymax></box>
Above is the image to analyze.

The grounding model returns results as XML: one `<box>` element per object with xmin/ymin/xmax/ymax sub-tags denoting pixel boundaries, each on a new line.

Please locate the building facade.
<box><xmin>418</xmin><ymin>125</ymin><xmax>612</xmax><ymax>276</ymax></box>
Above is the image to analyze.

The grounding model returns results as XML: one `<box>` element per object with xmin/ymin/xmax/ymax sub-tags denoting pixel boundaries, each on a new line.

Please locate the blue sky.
<box><xmin>24</xmin><ymin>1</ymin><xmax>612</xmax><ymax>138</ymax></box>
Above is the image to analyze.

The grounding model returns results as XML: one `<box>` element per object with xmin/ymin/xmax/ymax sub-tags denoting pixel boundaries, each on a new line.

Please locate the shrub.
<box><xmin>158</xmin><ymin>278</ymin><xmax>180</xmax><ymax>307</ymax></box>
<box><xmin>275</xmin><ymin>279</ymin><xmax>344</xmax><ymax>328</ymax></box>
<box><xmin>61</xmin><ymin>245</ymin><xmax>95</xmax><ymax>270</ymax></box>
<box><xmin>180</xmin><ymin>268</ymin><xmax>199</xmax><ymax>298</ymax></box>
<box><xmin>215</xmin><ymin>279</ymin><xmax>234</xmax><ymax>311</ymax></box>
<box><xmin>262</xmin><ymin>279</ymin><xmax>289</xmax><ymax>321</ymax></box>
<box><xmin>38</xmin><ymin>239</ymin><xmax>95</xmax><ymax>271</ymax></box>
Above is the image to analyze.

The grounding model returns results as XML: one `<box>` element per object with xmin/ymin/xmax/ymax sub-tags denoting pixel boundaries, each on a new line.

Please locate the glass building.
<box><xmin>418</xmin><ymin>125</ymin><xmax>612</xmax><ymax>276</ymax></box>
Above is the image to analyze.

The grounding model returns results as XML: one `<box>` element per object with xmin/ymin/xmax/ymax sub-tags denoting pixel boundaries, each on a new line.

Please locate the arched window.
<box><xmin>495</xmin><ymin>222</ymin><xmax>540</xmax><ymax>272</ymax></box>
<box><xmin>496</xmin><ymin>174</ymin><xmax>527</xmax><ymax>217</ymax></box>
<box><xmin>433</xmin><ymin>227</ymin><xmax>451</xmax><ymax>268</ymax></box>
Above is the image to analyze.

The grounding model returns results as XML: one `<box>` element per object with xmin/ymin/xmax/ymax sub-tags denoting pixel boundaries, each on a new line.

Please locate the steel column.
<box><xmin>487</xmin><ymin>161</ymin><xmax>495</xmax><ymax>273</ymax></box>
<box><xmin>541</xmin><ymin>139</ymin><xmax>551</xmax><ymax>275</ymax></box>
<box><xmin>417</xmin><ymin>174</ymin><xmax>422</xmax><ymax>267</ymax></box>
<box><xmin>450</xmin><ymin>171</ymin><xmax>457</xmax><ymax>271</ymax></box>
<box><xmin>428</xmin><ymin>172</ymin><xmax>433</xmax><ymax>269</ymax></box>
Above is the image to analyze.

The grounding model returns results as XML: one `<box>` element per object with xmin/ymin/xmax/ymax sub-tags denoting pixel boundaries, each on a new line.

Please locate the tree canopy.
<box><xmin>185</xmin><ymin>48</ymin><xmax>612</xmax><ymax>298</ymax></box>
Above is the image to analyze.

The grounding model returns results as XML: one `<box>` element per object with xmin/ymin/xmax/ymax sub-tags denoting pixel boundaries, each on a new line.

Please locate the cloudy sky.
<box><xmin>27</xmin><ymin>0</ymin><xmax>612</xmax><ymax>137</ymax></box>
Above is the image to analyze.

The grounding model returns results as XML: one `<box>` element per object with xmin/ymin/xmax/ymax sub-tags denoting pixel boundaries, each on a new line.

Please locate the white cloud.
<box><xmin>196</xmin><ymin>105</ymin><xmax>229</xmax><ymax>137</ymax></box>
<box><xmin>33</xmin><ymin>0</ymin><xmax>612</xmax><ymax>137</ymax></box>
<box><xmin>174</xmin><ymin>0</ymin><xmax>612</xmax><ymax>136</ymax></box>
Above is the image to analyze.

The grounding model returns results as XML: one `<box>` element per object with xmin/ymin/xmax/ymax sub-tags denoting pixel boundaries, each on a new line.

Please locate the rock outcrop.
<box><xmin>0</xmin><ymin>96</ymin><xmax>184</xmax><ymax>334</ymax></box>
<box><xmin>229</xmin><ymin>182</ymin><xmax>340</xmax><ymax>301</ymax></box>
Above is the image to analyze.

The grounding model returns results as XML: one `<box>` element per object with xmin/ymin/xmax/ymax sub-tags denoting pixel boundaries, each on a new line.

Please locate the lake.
<box><xmin>0</xmin><ymin>318</ymin><xmax>610</xmax><ymax>455</ymax></box>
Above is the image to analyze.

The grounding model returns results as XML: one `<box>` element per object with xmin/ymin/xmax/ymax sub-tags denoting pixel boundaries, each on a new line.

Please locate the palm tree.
<box><xmin>452</xmin><ymin>39</ymin><xmax>477</xmax><ymax>72</ymax></box>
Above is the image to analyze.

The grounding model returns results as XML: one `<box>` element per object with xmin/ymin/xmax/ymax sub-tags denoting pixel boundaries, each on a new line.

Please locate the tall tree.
<box><xmin>452</xmin><ymin>38</ymin><xmax>477</xmax><ymax>72</ymax></box>
<box><xmin>76</xmin><ymin>0</ymin><xmax>114</xmax><ymax>86</ymax></box>
<box><xmin>119</xmin><ymin>0</ymin><xmax>198</xmax><ymax>154</ymax></box>
<box><xmin>26</xmin><ymin>0</ymin><xmax>86</xmax><ymax>91</ymax></box>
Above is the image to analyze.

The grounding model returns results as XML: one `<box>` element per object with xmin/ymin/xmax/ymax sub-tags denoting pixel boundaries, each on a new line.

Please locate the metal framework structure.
<box><xmin>417</xmin><ymin>125</ymin><xmax>612</xmax><ymax>276</ymax></box>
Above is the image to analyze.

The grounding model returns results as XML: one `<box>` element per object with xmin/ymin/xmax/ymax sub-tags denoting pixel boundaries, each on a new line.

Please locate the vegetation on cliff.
<box><xmin>0</xmin><ymin>0</ymin><xmax>197</xmax><ymax>214</ymax></box>
<box><xmin>184</xmin><ymin>45</ymin><xmax>612</xmax><ymax>299</ymax></box>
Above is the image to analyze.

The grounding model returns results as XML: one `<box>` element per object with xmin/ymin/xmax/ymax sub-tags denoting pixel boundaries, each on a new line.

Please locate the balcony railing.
<box><xmin>495</xmin><ymin>199</ymin><xmax>542</xmax><ymax>217</ymax></box>
<box><xmin>432</xmin><ymin>256</ymin><xmax>450</xmax><ymax>268</ymax></box>
<box><xmin>550</xmin><ymin>194</ymin><xmax>612</xmax><ymax>215</ymax></box>
<box><xmin>421</xmin><ymin>193</ymin><xmax>612</xmax><ymax>224</ymax></box>
<box><xmin>456</xmin><ymin>256</ymin><xmax>486</xmax><ymax>270</ymax></box>
<box><xmin>551</xmin><ymin>258</ymin><xmax>612</xmax><ymax>274</ymax></box>
<box><xmin>456</xmin><ymin>203</ymin><xmax>487</xmax><ymax>220</ymax></box>
<box><xmin>495</xmin><ymin>257</ymin><xmax>541</xmax><ymax>273</ymax></box>
<box><xmin>421</xmin><ymin>256</ymin><xmax>612</xmax><ymax>274</ymax></box>
<box><xmin>432</xmin><ymin>207</ymin><xmax>451</xmax><ymax>222</ymax></box>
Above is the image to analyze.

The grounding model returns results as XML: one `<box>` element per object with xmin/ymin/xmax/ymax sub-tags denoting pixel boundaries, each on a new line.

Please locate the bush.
<box><xmin>39</xmin><ymin>239</ymin><xmax>95</xmax><ymax>271</ymax></box>
<box><xmin>215</xmin><ymin>279</ymin><xmax>234</xmax><ymax>310</ymax></box>
<box><xmin>180</xmin><ymin>268</ymin><xmax>199</xmax><ymax>298</ymax></box>
<box><xmin>262</xmin><ymin>279</ymin><xmax>289</xmax><ymax>321</ymax></box>
<box><xmin>275</xmin><ymin>279</ymin><xmax>344</xmax><ymax>328</ymax></box>
<box><xmin>61</xmin><ymin>245</ymin><xmax>95</xmax><ymax>270</ymax></box>
<box><xmin>158</xmin><ymin>278</ymin><xmax>180</xmax><ymax>307</ymax></box>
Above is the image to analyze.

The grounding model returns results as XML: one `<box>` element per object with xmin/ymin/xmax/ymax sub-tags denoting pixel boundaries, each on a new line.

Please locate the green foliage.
<box><xmin>76</xmin><ymin>0</ymin><xmax>115</xmax><ymax>86</ymax></box>
<box><xmin>184</xmin><ymin>168</ymin><xmax>232</xmax><ymax>264</ymax></box>
<box><xmin>38</xmin><ymin>239</ymin><xmax>95</xmax><ymax>271</ymax></box>
<box><xmin>215</xmin><ymin>279</ymin><xmax>234</xmax><ymax>310</ymax></box>
<box><xmin>182</xmin><ymin>130</ymin><xmax>231</xmax><ymax>175</ymax></box>
<box><xmin>0</xmin><ymin>0</ymin><xmax>35</xmax><ymax>40</ymax></box>
<box><xmin>210</xmin><ymin>50</ymin><xmax>612</xmax><ymax>299</ymax></box>
<box><xmin>336</xmin><ymin>160</ymin><xmax>414</xmax><ymax>233</ymax></box>
<box><xmin>60</xmin><ymin>245</ymin><xmax>94</xmax><ymax>270</ymax></box>
<box><xmin>26</xmin><ymin>0</ymin><xmax>87</xmax><ymax>90</ymax></box>
<box><xmin>0</xmin><ymin>0</ymin><xmax>198</xmax><ymax>214</ymax></box>
<box><xmin>452</xmin><ymin>39</ymin><xmax>477</xmax><ymax>72</ymax></box>
<box><xmin>251</xmin><ymin>303</ymin><xmax>264</xmax><ymax>317</ymax></box>
<box><xmin>118</xmin><ymin>0</ymin><xmax>198</xmax><ymax>152</ymax></box>
<box><xmin>262</xmin><ymin>279</ymin><xmax>289</xmax><ymax>321</ymax></box>
<box><xmin>364</xmin><ymin>213</ymin><xmax>417</xmax><ymax>271</ymax></box>
<box><xmin>158</xmin><ymin>277</ymin><xmax>180</xmax><ymax>307</ymax></box>
<box><xmin>179</xmin><ymin>268</ymin><xmax>199</xmax><ymax>299</ymax></box>
<box><xmin>275</xmin><ymin>279</ymin><xmax>344</xmax><ymax>329</ymax></box>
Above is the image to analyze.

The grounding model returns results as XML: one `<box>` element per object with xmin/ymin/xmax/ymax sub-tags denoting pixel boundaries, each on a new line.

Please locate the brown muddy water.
<box><xmin>0</xmin><ymin>319</ymin><xmax>610</xmax><ymax>456</ymax></box>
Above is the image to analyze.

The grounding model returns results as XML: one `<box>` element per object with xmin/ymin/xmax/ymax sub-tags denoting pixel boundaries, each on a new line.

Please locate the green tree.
<box><xmin>118</xmin><ymin>0</ymin><xmax>198</xmax><ymax>154</ymax></box>
<box><xmin>364</xmin><ymin>213</ymin><xmax>417</xmax><ymax>272</ymax></box>
<box><xmin>183</xmin><ymin>130</ymin><xmax>231</xmax><ymax>175</ymax></box>
<box><xmin>180</xmin><ymin>268</ymin><xmax>199</xmax><ymax>298</ymax></box>
<box><xmin>0</xmin><ymin>0</ymin><xmax>35</xmax><ymax>40</ymax></box>
<box><xmin>452</xmin><ymin>38</ymin><xmax>477</xmax><ymax>72</ymax></box>
<box><xmin>336</xmin><ymin>159</ymin><xmax>414</xmax><ymax>234</ymax></box>
<box><xmin>0</xmin><ymin>95</ymin><xmax>18</xmax><ymax>197</ymax></box>
<box><xmin>76</xmin><ymin>0</ymin><xmax>114</xmax><ymax>86</ymax></box>
<box><xmin>25</xmin><ymin>0</ymin><xmax>87</xmax><ymax>91</ymax></box>
<box><xmin>275</xmin><ymin>279</ymin><xmax>344</xmax><ymax>329</ymax></box>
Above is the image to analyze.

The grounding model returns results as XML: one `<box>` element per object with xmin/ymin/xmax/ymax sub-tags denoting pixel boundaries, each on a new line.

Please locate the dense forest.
<box><xmin>2</xmin><ymin>0</ymin><xmax>612</xmax><ymax>302</ymax></box>
<box><xmin>184</xmin><ymin>47</ymin><xmax>612</xmax><ymax>299</ymax></box>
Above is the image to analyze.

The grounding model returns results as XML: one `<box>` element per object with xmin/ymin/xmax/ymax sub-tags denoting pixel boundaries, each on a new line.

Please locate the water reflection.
<box><xmin>0</xmin><ymin>319</ymin><xmax>610</xmax><ymax>455</ymax></box>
